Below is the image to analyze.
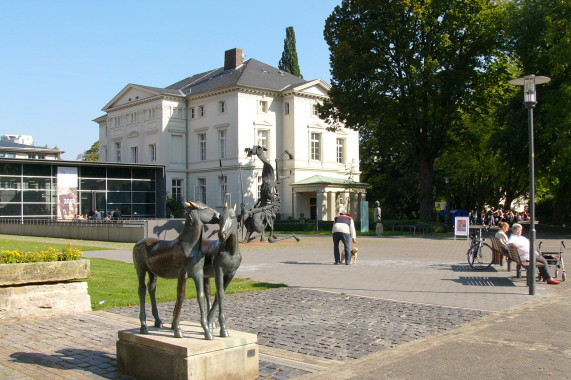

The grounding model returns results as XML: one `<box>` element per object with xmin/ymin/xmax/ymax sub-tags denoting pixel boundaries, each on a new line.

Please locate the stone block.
<box><xmin>0</xmin><ymin>259</ymin><xmax>90</xmax><ymax>286</ymax></box>
<box><xmin>0</xmin><ymin>282</ymin><xmax>91</xmax><ymax>319</ymax></box>
<box><xmin>376</xmin><ymin>223</ymin><xmax>384</xmax><ymax>236</ymax></box>
<box><xmin>117</xmin><ymin>321</ymin><xmax>258</xmax><ymax>380</ymax></box>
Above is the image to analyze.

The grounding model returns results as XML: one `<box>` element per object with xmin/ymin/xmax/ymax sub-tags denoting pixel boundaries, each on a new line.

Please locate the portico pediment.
<box><xmin>288</xmin><ymin>79</ymin><xmax>330</xmax><ymax>97</ymax></box>
<box><xmin>103</xmin><ymin>84</ymin><xmax>163</xmax><ymax>111</ymax></box>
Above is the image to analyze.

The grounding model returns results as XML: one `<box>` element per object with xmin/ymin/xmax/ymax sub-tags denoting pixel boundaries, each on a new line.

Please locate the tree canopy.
<box><xmin>278</xmin><ymin>26</ymin><xmax>302</xmax><ymax>78</ymax></box>
<box><xmin>77</xmin><ymin>141</ymin><xmax>99</xmax><ymax>161</ymax></box>
<box><xmin>321</xmin><ymin>0</ymin><xmax>504</xmax><ymax>221</ymax></box>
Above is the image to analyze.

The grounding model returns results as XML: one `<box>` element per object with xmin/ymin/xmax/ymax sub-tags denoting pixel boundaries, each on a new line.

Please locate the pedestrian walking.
<box><xmin>332</xmin><ymin>208</ymin><xmax>357</xmax><ymax>265</ymax></box>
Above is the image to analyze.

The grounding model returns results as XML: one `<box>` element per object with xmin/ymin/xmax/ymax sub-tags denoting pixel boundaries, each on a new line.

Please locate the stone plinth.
<box><xmin>0</xmin><ymin>259</ymin><xmax>90</xmax><ymax>286</ymax></box>
<box><xmin>117</xmin><ymin>322</ymin><xmax>258</xmax><ymax>380</ymax></box>
<box><xmin>0</xmin><ymin>282</ymin><xmax>91</xmax><ymax>319</ymax></box>
<box><xmin>376</xmin><ymin>223</ymin><xmax>384</xmax><ymax>236</ymax></box>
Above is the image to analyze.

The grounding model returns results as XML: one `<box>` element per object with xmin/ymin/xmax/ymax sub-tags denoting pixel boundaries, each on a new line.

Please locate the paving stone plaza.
<box><xmin>0</xmin><ymin>234</ymin><xmax>569</xmax><ymax>379</ymax></box>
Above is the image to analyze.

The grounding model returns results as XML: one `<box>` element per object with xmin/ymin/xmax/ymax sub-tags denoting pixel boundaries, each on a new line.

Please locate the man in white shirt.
<box><xmin>506</xmin><ymin>223</ymin><xmax>559</xmax><ymax>284</ymax></box>
<box><xmin>332</xmin><ymin>208</ymin><xmax>357</xmax><ymax>265</ymax></box>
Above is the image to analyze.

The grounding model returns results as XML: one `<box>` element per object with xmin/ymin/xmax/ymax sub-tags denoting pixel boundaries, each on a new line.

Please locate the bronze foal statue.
<box><xmin>132</xmin><ymin>200</ymin><xmax>219</xmax><ymax>339</ymax></box>
<box><xmin>202</xmin><ymin>203</ymin><xmax>242</xmax><ymax>337</ymax></box>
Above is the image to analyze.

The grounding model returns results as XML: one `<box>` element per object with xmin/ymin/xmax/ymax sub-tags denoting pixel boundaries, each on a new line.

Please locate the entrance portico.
<box><xmin>291</xmin><ymin>175</ymin><xmax>367</xmax><ymax>221</ymax></box>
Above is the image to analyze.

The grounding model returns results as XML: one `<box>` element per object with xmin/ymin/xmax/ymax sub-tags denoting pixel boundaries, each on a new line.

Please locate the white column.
<box><xmin>316</xmin><ymin>192</ymin><xmax>325</xmax><ymax>221</ymax></box>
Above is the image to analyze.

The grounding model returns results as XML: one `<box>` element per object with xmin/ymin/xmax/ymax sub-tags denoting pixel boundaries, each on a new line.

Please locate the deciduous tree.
<box><xmin>321</xmin><ymin>0</ymin><xmax>503</xmax><ymax>221</ymax></box>
<box><xmin>77</xmin><ymin>141</ymin><xmax>99</xmax><ymax>161</ymax></box>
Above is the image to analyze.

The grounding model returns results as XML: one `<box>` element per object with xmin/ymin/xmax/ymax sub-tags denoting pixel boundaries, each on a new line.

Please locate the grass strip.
<box><xmin>87</xmin><ymin>258</ymin><xmax>285</xmax><ymax>311</ymax></box>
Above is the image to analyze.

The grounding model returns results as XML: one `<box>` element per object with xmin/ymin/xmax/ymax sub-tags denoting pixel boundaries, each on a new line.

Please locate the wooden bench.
<box><xmin>506</xmin><ymin>244</ymin><xmax>545</xmax><ymax>283</ymax></box>
<box><xmin>489</xmin><ymin>237</ymin><xmax>512</xmax><ymax>270</ymax></box>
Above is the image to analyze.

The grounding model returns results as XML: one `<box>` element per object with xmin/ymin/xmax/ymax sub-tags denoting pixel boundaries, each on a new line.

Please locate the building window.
<box><xmin>190</xmin><ymin>107</ymin><xmax>195</xmax><ymax>118</ymax></box>
<box><xmin>259</xmin><ymin>100</ymin><xmax>268</xmax><ymax>113</ymax></box>
<box><xmin>38</xmin><ymin>154</ymin><xmax>46</xmax><ymax>159</ymax></box>
<box><xmin>198</xmin><ymin>133</ymin><xmax>206</xmax><ymax>161</ymax></box>
<box><xmin>219</xmin><ymin>101</ymin><xmax>225</xmax><ymax>113</ymax></box>
<box><xmin>218</xmin><ymin>130</ymin><xmax>226</xmax><ymax>159</ymax></box>
<box><xmin>131</xmin><ymin>146</ymin><xmax>138</xmax><ymax>163</ymax></box>
<box><xmin>148</xmin><ymin>108</ymin><xmax>156</xmax><ymax>119</ymax></box>
<box><xmin>311</xmin><ymin>104</ymin><xmax>319</xmax><ymax>117</ymax></box>
<box><xmin>257</xmin><ymin>130</ymin><xmax>269</xmax><ymax>151</ymax></box>
<box><xmin>149</xmin><ymin>144</ymin><xmax>157</xmax><ymax>162</ymax></box>
<box><xmin>336</xmin><ymin>138</ymin><xmax>344</xmax><ymax>164</ymax></box>
<box><xmin>115</xmin><ymin>142</ymin><xmax>121</xmax><ymax>162</ymax></box>
<box><xmin>130</xmin><ymin>112</ymin><xmax>137</xmax><ymax>124</ymax></box>
<box><xmin>285</xmin><ymin>102</ymin><xmax>290</xmax><ymax>115</ymax></box>
<box><xmin>199</xmin><ymin>105</ymin><xmax>205</xmax><ymax>117</ymax></box>
<box><xmin>310</xmin><ymin>133</ymin><xmax>321</xmax><ymax>161</ymax></box>
<box><xmin>197</xmin><ymin>178</ymin><xmax>206</xmax><ymax>203</ymax></box>
<box><xmin>28</xmin><ymin>154</ymin><xmax>36</xmax><ymax>159</ymax></box>
<box><xmin>172</xmin><ymin>179</ymin><xmax>183</xmax><ymax>200</ymax></box>
<box><xmin>219</xmin><ymin>175</ymin><xmax>227</xmax><ymax>204</ymax></box>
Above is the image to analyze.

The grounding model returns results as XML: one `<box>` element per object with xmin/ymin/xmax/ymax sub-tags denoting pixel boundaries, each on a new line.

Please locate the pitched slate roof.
<box><xmin>163</xmin><ymin>59</ymin><xmax>307</xmax><ymax>96</ymax></box>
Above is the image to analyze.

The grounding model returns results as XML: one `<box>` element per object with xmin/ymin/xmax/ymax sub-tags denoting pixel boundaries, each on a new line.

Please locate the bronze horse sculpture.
<box><xmin>201</xmin><ymin>203</ymin><xmax>241</xmax><ymax>337</ymax></box>
<box><xmin>132</xmin><ymin>200</ymin><xmax>219</xmax><ymax>339</ymax></box>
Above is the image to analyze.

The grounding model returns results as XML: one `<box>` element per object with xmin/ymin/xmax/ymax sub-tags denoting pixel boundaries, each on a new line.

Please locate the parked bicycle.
<box><xmin>467</xmin><ymin>227</ymin><xmax>494</xmax><ymax>270</ymax></box>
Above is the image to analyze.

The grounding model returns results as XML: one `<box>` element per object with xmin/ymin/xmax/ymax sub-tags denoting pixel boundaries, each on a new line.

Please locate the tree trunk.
<box><xmin>503</xmin><ymin>193</ymin><xmax>515</xmax><ymax>211</ymax></box>
<box><xmin>418</xmin><ymin>155</ymin><xmax>435</xmax><ymax>222</ymax></box>
<box><xmin>552</xmin><ymin>180</ymin><xmax>569</xmax><ymax>225</ymax></box>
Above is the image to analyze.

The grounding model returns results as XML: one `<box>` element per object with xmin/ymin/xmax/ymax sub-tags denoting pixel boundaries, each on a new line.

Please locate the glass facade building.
<box><xmin>0</xmin><ymin>159</ymin><xmax>166</xmax><ymax>220</ymax></box>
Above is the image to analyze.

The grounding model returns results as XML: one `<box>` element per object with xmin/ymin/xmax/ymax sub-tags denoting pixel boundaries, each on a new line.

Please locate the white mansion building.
<box><xmin>95</xmin><ymin>48</ymin><xmax>366</xmax><ymax>221</ymax></box>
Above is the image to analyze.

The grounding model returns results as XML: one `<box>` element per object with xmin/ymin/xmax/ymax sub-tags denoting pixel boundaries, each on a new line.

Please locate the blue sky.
<box><xmin>0</xmin><ymin>0</ymin><xmax>341</xmax><ymax>160</ymax></box>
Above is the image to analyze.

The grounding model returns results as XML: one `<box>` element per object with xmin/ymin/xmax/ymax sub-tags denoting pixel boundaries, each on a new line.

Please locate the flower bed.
<box><xmin>0</xmin><ymin>244</ymin><xmax>83</xmax><ymax>264</ymax></box>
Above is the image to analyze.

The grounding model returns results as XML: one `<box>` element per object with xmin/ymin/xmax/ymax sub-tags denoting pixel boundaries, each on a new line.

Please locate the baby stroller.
<box><xmin>538</xmin><ymin>241</ymin><xmax>566</xmax><ymax>281</ymax></box>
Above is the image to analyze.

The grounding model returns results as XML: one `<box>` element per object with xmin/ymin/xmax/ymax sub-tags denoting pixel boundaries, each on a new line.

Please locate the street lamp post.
<box><xmin>509</xmin><ymin>74</ymin><xmax>550</xmax><ymax>295</ymax></box>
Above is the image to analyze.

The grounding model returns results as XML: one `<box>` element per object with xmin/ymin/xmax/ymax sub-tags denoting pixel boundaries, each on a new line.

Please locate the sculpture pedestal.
<box><xmin>376</xmin><ymin>223</ymin><xmax>384</xmax><ymax>236</ymax></box>
<box><xmin>117</xmin><ymin>321</ymin><xmax>258</xmax><ymax>380</ymax></box>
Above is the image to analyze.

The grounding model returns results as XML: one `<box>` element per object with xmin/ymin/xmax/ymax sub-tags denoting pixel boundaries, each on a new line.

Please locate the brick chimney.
<box><xmin>224</xmin><ymin>48</ymin><xmax>243</xmax><ymax>71</ymax></box>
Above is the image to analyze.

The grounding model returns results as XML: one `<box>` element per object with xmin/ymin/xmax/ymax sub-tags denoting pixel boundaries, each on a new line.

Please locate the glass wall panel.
<box><xmin>132</xmin><ymin>168</ymin><xmax>155</xmax><ymax>179</ymax></box>
<box><xmin>80</xmin><ymin>179</ymin><xmax>106</xmax><ymax>190</ymax></box>
<box><xmin>107</xmin><ymin>192</ymin><xmax>131</xmax><ymax>203</ymax></box>
<box><xmin>0</xmin><ymin>177</ymin><xmax>21</xmax><ymax>189</ymax></box>
<box><xmin>108</xmin><ymin>180</ymin><xmax>131</xmax><ymax>191</ymax></box>
<box><xmin>80</xmin><ymin>166</ymin><xmax>106</xmax><ymax>178</ymax></box>
<box><xmin>0</xmin><ymin>203</ymin><xmax>21</xmax><ymax>215</ymax></box>
<box><xmin>24</xmin><ymin>177</ymin><xmax>52</xmax><ymax>190</ymax></box>
<box><xmin>0</xmin><ymin>164</ymin><xmax>21</xmax><ymax>175</ymax></box>
<box><xmin>133</xmin><ymin>203</ymin><xmax>154</xmax><ymax>216</ymax></box>
<box><xmin>0</xmin><ymin>189</ymin><xmax>21</xmax><ymax>202</ymax></box>
<box><xmin>23</xmin><ymin>204</ymin><xmax>51</xmax><ymax>216</ymax></box>
<box><xmin>107</xmin><ymin>167</ymin><xmax>131</xmax><ymax>179</ymax></box>
<box><xmin>23</xmin><ymin>164</ymin><xmax>52</xmax><ymax>176</ymax></box>
<box><xmin>23</xmin><ymin>190</ymin><xmax>50</xmax><ymax>202</ymax></box>
<box><xmin>133</xmin><ymin>180</ymin><xmax>154</xmax><ymax>191</ymax></box>
<box><xmin>133</xmin><ymin>191</ymin><xmax>154</xmax><ymax>203</ymax></box>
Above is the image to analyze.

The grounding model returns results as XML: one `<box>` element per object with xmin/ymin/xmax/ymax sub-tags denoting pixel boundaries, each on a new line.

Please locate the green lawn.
<box><xmin>0</xmin><ymin>238</ymin><xmax>286</xmax><ymax>311</ymax></box>
<box><xmin>87</xmin><ymin>258</ymin><xmax>284</xmax><ymax>311</ymax></box>
<box><xmin>0</xmin><ymin>238</ymin><xmax>109</xmax><ymax>253</ymax></box>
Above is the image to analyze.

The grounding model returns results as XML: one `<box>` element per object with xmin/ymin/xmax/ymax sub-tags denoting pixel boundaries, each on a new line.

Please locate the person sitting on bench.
<box><xmin>506</xmin><ymin>223</ymin><xmax>560</xmax><ymax>285</ymax></box>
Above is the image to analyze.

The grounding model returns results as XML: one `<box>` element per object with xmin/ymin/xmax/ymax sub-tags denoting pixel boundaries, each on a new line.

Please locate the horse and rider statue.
<box><xmin>242</xmin><ymin>145</ymin><xmax>299</xmax><ymax>243</ymax></box>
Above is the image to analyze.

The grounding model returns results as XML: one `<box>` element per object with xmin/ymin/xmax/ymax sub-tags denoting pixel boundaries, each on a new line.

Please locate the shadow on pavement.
<box><xmin>11</xmin><ymin>349</ymin><xmax>120</xmax><ymax>379</ymax></box>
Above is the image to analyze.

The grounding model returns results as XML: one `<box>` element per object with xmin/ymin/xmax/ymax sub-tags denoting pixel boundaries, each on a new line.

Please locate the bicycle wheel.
<box><xmin>468</xmin><ymin>243</ymin><xmax>494</xmax><ymax>270</ymax></box>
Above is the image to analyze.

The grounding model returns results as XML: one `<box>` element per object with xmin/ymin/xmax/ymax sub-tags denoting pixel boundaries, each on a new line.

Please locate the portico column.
<box><xmin>316</xmin><ymin>191</ymin><xmax>325</xmax><ymax>221</ymax></box>
<box><xmin>327</xmin><ymin>191</ymin><xmax>335</xmax><ymax>221</ymax></box>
